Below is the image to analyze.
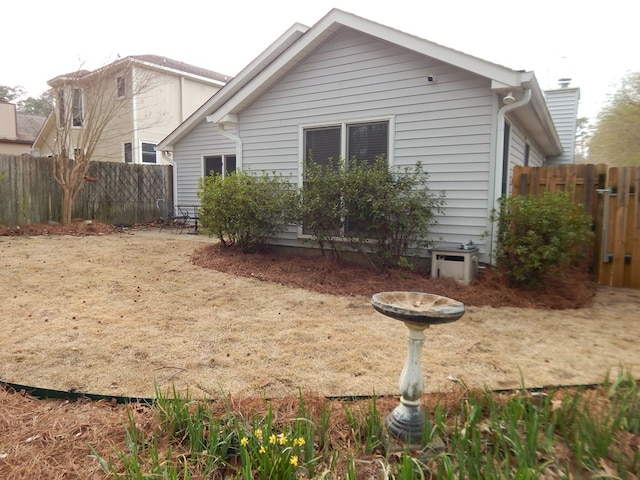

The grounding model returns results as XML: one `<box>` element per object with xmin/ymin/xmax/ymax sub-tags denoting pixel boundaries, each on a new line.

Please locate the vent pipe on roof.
<box><xmin>558</xmin><ymin>78</ymin><xmax>571</xmax><ymax>88</ymax></box>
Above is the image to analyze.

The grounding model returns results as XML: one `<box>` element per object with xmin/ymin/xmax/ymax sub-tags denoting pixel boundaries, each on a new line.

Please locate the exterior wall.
<box><xmin>129</xmin><ymin>69</ymin><xmax>222</xmax><ymax>165</ymax></box>
<box><xmin>0</xmin><ymin>142</ymin><xmax>31</xmax><ymax>155</ymax></box>
<box><xmin>33</xmin><ymin>65</ymin><xmax>223</xmax><ymax>166</ymax></box>
<box><xmin>173</xmin><ymin>119</ymin><xmax>236</xmax><ymax>205</ymax></box>
<box><xmin>544</xmin><ymin>87</ymin><xmax>579</xmax><ymax>165</ymax></box>
<box><xmin>237</xmin><ymin>28</ymin><xmax>496</xmax><ymax>258</ymax></box>
<box><xmin>504</xmin><ymin>117</ymin><xmax>548</xmax><ymax>196</ymax></box>
<box><xmin>182</xmin><ymin>78</ymin><xmax>219</xmax><ymax>118</ymax></box>
<box><xmin>0</xmin><ymin>101</ymin><xmax>18</xmax><ymax>139</ymax></box>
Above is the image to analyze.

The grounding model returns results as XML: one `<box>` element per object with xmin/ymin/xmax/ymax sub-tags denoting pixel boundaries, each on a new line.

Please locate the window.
<box><xmin>117</xmin><ymin>77</ymin><xmax>126</xmax><ymax>98</ymax></box>
<box><xmin>141</xmin><ymin>142</ymin><xmax>157</xmax><ymax>164</ymax></box>
<box><xmin>304</xmin><ymin>120</ymin><xmax>389</xmax><ymax>167</ymax></box>
<box><xmin>57</xmin><ymin>90</ymin><xmax>65</xmax><ymax>125</ymax></box>
<box><xmin>124</xmin><ymin>142</ymin><xmax>132</xmax><ymax>163</ymax></box>
<box><xmin>303</xmin><ymin>120</ymin><xmax>390</xmax><ymax>236</ymax></box>
<box><xmin>72</xmin><ymin>88</ymin><xmax>83</xmax><ymax>127</ymax></box>
<box><xmin>204</xmin><ymin>154</ymin><xmax>237</xmax><ymax>177</ymax></box>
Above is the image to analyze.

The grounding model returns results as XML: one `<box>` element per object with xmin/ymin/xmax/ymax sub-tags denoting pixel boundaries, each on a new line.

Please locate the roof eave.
<box><xmin>158</xmin><ymin>22</ymin><xmax>309</xmax><ymax>151</ymax></box>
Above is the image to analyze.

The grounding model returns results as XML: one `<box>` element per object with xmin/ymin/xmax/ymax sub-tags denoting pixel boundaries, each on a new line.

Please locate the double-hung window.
<box><xmin>304</xmin><ymin>120</ymin><xmax>389</xmax><ymax>167</ymax></box>
<box><xmin>303</xmin><ymin>119</ymin><xmax>390</xmax><ymax>235</ymax></box>
<box><xmin>204</xmin><ymin>154</ymin><xmax>237</xmax><ymax>178</ymax></box>
<box><xmin>117</xmin><ymin>77</ymin><xmax>126</xmax><ymax>98</ymax></box>
<box><xmin>71</xmin><ymin>88</ymin><xmax>83</xmax><ymax>127</ymax></box>
<box><xmin>124</xmin><ymin>142</ymin><xmax>132</xmax><ymax>163</ymax></box>
<box><xmin>141</xmin><ymin>142</ymin><xmax>157</xmax><ymax>164</ymax></box>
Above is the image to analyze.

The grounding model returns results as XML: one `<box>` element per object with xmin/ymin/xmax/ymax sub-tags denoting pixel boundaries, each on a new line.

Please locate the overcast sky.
<box><xmin>4</xmin><ymin>0</ymin><xmax>638</xmax><ymax>122</ymax></box>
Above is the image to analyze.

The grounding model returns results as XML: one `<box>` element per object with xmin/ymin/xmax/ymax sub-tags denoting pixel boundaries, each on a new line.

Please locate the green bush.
<box><xmin>198</xmin><ymin>171</ymin><xmax>300</xmax><ymax>253</ymax></box>
<box><xmin>491</xmin><ymin>190</ymin><xmax>593</xmax><ymax>287</ymax></box>
<box><xmin>301</xmin><ymin>157</ymin><xmax>445</xmax><ymax>268</ymax></box>
<box><xmin>299</xmin><ymin>158</ymin><xmax>346</xmax><ymax>255</ymax></box>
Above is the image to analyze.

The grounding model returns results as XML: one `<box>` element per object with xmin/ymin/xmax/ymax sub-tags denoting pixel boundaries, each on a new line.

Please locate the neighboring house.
<box><xmin>32</xmin><ymin>55</ymin><xmax>230</xmax><ymax>165</ymax></box>
<box><xmin>544</xmin><ymin>78</ymin><xmax>581</xmax><ymax>165</ymax></box>
<box><xmin>0</xmin><ymin>99</ymin><xmax>45</xmax><ymax>155</ymax></box>
<box><xmin>158</xmin><ymin>9</ymin><xmax>578</xmax><ymax>264</ymax></box>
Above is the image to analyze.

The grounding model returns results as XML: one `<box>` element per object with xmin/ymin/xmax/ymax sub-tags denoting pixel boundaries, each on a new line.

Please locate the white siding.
<box><xmin>505</xmin><ymin>119</ymin><xmax>548</xmax><ymax>193</ymax></box>
<box><xmin>237</xmin><ymin>28</ymin><xmax>496</xmax><ymax>255</ymax></box>
<box><xmin>544</xmin><ymin>87</ymin><xmax>580</xmax><ymax>165</ymax></box>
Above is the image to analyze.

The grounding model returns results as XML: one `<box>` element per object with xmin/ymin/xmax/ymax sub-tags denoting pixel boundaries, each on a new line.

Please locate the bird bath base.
<box><xmin>372</xmin><ymin>291</ymin><xmax>465</xmax><ymax>444</ymax></box>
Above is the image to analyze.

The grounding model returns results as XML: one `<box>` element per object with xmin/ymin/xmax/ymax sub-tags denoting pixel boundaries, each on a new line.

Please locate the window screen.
<box><xmin>204</xmin><ymin>155</ymin><xmax>236</xmax><ymax>177</ymax></box>
<box><xmin>304</xmin><ymin>126</ymin><xmax>341</xmax><ymax>167</ymax></box>
<box><xmin>347</xmin><ymin>121</ymin><xmax>388</xmax><ymax>165</ymax></box>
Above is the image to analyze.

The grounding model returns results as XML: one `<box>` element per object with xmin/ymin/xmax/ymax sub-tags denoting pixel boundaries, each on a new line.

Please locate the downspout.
<box><xmin>161</xmin><ymin>149</ymin><xmax>178</xmax><ymax>211</ymax></box>
<box><xmin>205</xmin><ymin>115</ymin><xmax>243</xmax><ymax>169</ymax></box>
<box><xmin>489</xmin><ymin>88</ymin><xmax>532</xmax><ymax>264</ymax></box>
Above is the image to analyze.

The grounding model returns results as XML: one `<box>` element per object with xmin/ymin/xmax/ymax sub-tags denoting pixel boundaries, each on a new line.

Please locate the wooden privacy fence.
<box><xmin>512</xmin><ymin>164</ymin><xmax>640</xmax><ymax>289</ymax></box>
<box><xmin>0</xmin><ymin>154</ymin><xmax>173</xmax><ymax>226</ymax></box>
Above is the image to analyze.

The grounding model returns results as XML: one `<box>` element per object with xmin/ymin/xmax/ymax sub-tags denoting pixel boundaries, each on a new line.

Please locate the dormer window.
<box><xmin>117</xmin><ymin>77</ymin><xmax>126</xmax><ymax>98</ymax></box>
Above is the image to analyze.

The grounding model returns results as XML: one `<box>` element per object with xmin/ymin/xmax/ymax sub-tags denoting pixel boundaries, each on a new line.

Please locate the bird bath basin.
<box><xmin>371</xmin><ymin>291</ymin><xmax>465</xmax><ymax>325</ymax></box>
<box><xmin>372</xmin><ymin>292</ymin><xmax>465</xmax><ymax>444</ymax></box>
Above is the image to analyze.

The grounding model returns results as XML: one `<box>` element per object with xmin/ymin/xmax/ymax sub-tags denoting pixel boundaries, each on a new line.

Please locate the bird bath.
<box><xmin>372</xmin><ymin>291</ymin><xmax>465</xmax><ymax>444</ymax></box>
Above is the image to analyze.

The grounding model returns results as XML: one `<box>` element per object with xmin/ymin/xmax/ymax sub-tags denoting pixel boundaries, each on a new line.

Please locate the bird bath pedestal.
<box><xmin>371</xmin><ymin>292</ymin><xmax>465</xmax><ymax>444</ymax></box>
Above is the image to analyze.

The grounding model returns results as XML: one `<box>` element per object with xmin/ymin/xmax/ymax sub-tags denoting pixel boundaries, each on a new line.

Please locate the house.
<box><xmin>158</xmin><ymin>9</ymin><xmax>577</xmax><ymax>265</ymax></box>
<box><xmin>544</xmin><ymin>79</ymin><xmax>581</xmax><ymax>165</ymax></box>
<box><xmin>0</xmin><ymin>99</ymin><xmax>46</xmax><ymax>155</ymax></box>
<box><xmin>32</xmin><ymin>55</ymin><xmax>230</xmax><ymax>165</ymax></box>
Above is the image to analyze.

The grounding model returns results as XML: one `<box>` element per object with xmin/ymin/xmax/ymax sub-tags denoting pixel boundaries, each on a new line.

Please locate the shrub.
<box><xmin>342</xmin><ymin>158</ymin><xmax>445</xmax><ymax>267</ymax></box>
<box><xmin>491</xmin><ymin>190</ymin><xmax>593</xmax><ymax>287</ymax></box>
<box><xmin>299</xmin><ymin>158</ymin><xmax>346</xmax><ymax>255</ymax></box>
<box><xmin>198</xmin><ymin>171</ymin><xmax>300</xmax><ymax>253</ymax></box>
<box><xmin>301</xmin><ymin>157</ymin><xmax>445</xmax><ymax>268</ymax></box>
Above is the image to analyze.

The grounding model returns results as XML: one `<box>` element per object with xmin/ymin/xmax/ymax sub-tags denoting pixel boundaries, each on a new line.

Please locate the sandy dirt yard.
<box><xmin>1</xmin><ymin>229</ymin><xmax>639</xmax><ymax>400</ymax></box>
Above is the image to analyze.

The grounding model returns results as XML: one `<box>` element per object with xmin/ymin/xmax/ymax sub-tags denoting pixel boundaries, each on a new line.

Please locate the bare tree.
<box><xmin>47</xmin><ymin>63</ymin><xmax>156</xmax><ymax>224</ymax></box>
<box><xmin>588</xmin><ymin>71</ymin><xmax>640</xmax><ymax>166</ymax></box>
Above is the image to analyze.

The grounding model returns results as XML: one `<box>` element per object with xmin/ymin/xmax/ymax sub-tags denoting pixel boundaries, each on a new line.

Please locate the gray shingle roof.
<box><xmin>48</xmin><ymin>56</ymin><xmax>231</xmax><ymax>86</ymax></box>
<box><xmin>16</xmin><ymin>114</ymin><xmax>46</xmax><ymax>142</ymax></box>
<box><xmin>130</xmin><ymin>55</ymin><xmax>231</xmax><ymax>83</ymax></box>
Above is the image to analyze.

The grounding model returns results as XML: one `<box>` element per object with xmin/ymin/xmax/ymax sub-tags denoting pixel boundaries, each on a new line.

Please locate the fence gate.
<box><xmin>512</xmin><ymin>164</ymin><xmax>640</xmax><ymax>289</ymax></box>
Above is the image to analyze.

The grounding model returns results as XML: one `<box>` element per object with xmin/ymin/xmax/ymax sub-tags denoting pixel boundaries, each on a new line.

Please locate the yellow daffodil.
<box><xmin>294</xmin><ymin>437</ymin><xmax>305</xmax><ymax>447</ymax></box>
<box><xmin>278</xmin><ymin>434</ymin><xmax>287</xmax><ymax>445</ymax></box>
<box><xmin>269</xmin><ymin>434</ymin><xmax>276</xmax><ymax>445</ymax></box>
<box><xmin>240</xmin><ymin>437</ymin><xmax>248</xmax><ymax>447</ymax></box>
<box><xmin>255</xmin><ymin>428</ymin><xmax>262</xmax><ymax>440</ymax></box>
<box><xmin>290</xmin><ymin>455</ymin><xmax>299</xmax><ymax>467</ymax></box>
<box><xmin>259</xmin><ymin>446</ymin><xmax>266</xmax><ymax>454</ymax></box>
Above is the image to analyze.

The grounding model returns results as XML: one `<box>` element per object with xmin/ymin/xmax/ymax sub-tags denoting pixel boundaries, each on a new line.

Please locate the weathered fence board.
<box><xmin>512</xmin><ymin>164</ymin><xmax>640</xmax><ymax>289</ymax></box>
<box><xmin>0</xmin><ymin>154</ymin><xmax>172</xmax><ymax>226</ymax></box>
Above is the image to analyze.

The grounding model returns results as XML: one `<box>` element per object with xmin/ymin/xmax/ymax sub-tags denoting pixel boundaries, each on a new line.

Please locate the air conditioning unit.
<box><xmin>431</xmin><ymin>245</ymin><xmax>479</xmax><ymax>285</ymax></box>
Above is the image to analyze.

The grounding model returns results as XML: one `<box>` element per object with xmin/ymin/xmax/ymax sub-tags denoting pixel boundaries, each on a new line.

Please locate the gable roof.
<box><xmin>16</xmin><ymin>113</ymin><xmax>46</xmax><ymax>143</ymax></box>
<box><xmin>158</xmin><ymin>8</ymin><xmax>561</xmax><ymax>155</ymax></box>
<box><xmin>48</xmin><ymin>55</ymin><xmax>231</xmax><ymax>88</ymax></box>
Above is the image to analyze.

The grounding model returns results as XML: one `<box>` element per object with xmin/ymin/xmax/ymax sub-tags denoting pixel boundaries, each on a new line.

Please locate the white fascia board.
<box><xmin>212</xmin><ymin>8</ymin><xmax>529</xmax><ymax>122</ymax></box>
<box><xmin>130</xmin><ymin>59</ymin><xmax>227</xmax><ymax>87</ymax></box>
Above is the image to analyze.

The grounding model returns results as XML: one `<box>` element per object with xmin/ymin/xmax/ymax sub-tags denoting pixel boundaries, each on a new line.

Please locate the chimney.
<box><xmin>544</xmin><ymin>80</ymin><xmax>580</xmax><ymax>165</ymax></box>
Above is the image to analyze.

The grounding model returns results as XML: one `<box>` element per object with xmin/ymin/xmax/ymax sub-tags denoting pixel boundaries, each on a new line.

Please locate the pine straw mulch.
<box><xmin>0</xmin><ymin>219</ymin><xmax>118</xmax><ymax>237</ymax></box>
<box><xmin>0</xmin><ymin>221</ymin><xmax>601</xmax><ymax>478</ymax></box>
<box><xmin>190</xmin><ymin>243</ymin><xmax>598</xmax><ymax>310</ymax></box>
<box><xmin>2</xmin><ymin>383</ymin><xmax>627</xmax><ymax>480</ymax></box>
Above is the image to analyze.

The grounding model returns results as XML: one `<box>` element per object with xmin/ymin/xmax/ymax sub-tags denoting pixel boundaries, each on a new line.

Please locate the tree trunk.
<box><xmin>61</xmin><ymin>187</ymin><xmax>73</xmax><ymax>225</ymax></box>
